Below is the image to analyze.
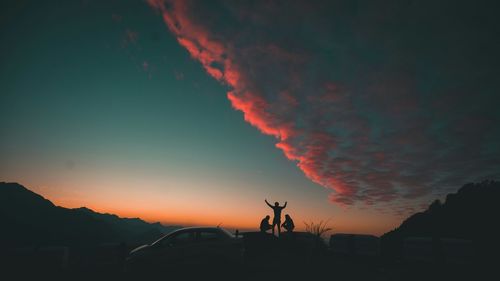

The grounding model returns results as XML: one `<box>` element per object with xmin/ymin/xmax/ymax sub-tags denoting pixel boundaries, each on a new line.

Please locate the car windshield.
<box><xmin>219</xmin><ymin>227</ymin><xmax>235</xmax><ymax>238</ymax></box>
<box><xmin>151</xmin><ymin>230</ymin><xmax>177</xmax><ymax>246</ymax></box>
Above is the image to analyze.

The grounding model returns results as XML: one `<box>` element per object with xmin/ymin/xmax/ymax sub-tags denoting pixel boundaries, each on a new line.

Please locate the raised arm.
<box><xmin>282</xmin><ymin>201</ymin><xmax>287</xmax><ymax>209</ymax></box>
<box><xmin>265</xmin><ymin>199</ymin><xmax>273</xmax><ymax>208</ymax></box>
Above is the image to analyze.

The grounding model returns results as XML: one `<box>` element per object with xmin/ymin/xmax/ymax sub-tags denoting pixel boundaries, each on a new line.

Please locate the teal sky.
<box><xmin>2</xmin><ymin>0</ymin><xmax>499</xmax><ymax>235</ymax></box>
<box><xmin>1</xmin><ymin>0</ymin><xmax>378</xmax><ymax>233</ymax></box>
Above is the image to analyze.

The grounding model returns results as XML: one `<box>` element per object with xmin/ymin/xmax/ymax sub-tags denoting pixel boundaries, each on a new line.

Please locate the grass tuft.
<box><xmin>303</xmin><ymin>219</ymin><xmax>332</xmax><ymax>238</ymax></box>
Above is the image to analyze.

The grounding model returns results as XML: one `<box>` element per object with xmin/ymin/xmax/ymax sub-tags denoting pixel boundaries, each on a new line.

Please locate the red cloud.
<box><xmin>146</xmin><ymin>0</ymin><xmax>388</xmax><ymax>206</ymax></box>
<box><xmin>147</xmin><ymin>0</ymin><xmax>500</xmax><ymax>210</ymax></box>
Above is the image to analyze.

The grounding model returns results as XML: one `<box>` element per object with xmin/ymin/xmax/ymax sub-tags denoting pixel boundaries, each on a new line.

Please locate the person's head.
<box><xmin>285</xmin><ymin>214</ymin><xmax>290</xmax><ymax>220</ymax></box>
<box><xmin>274</xmin><ymin>202</ymin><xmax>279</xmax><ymax>206</ymax></box>
<box><xmin>265</xmin><ymin>215</ymin><xmax>270</xmax><ymax>220</ymax></box>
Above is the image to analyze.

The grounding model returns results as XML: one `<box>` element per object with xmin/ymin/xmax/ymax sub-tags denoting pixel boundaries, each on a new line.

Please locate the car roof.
<box><xmin>152</xmin><ymin>227</ymin><xmax>228</xmax><ymax>245</ymax></box>
<box><xmin>175</xmin><ymin>226</ymin><xmax>224</xmax><ymax>232</ymax></box>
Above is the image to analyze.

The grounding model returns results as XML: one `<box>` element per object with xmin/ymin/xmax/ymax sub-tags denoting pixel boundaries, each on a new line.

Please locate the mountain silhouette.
<box><xmin>381</xmin><ymin>180</ymin><xmax>500</xmax><ymax>262</ymax></box>
<box><xmin>0</xmin><ymin>182</ymin><xmax>179</xmax><ymax>249</ymax></box>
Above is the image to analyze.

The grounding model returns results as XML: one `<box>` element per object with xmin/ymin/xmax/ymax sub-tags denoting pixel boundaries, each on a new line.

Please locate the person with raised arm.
<box><xmin>265</xmin><ymin>199</ymin><xmax>287</xmax><ymax>236</ymax></box>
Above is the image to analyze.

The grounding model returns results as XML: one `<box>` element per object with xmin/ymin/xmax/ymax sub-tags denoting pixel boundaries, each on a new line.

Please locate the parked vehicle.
<box><xmin>125</xmin><ymin>227</ymin><xmax>243</xmax><ymax>272</ymax></box>
<box><xmin>241</xmin><ymin>231</ymin><xmax>327</xmax><ymax>267</ymax></box>
<box><xmin>403</xmin><ymin>237</ymin><xmax>474</xmax><ymax>264</ymax></box>
<box><xmin>329</xmin><ymin>234</ymin><xmax>380</xmax><ymax>257</ymax></box>
<box><xmin>403</xmin><ymin>237</ymin><xmax>435</xmax><ymax>263</ymax></box>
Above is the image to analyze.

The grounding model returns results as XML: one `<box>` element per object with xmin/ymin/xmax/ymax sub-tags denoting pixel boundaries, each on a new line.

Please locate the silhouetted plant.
<box><xmin>304</xmin><ymin>219</ymin><xmax>332</xmax><ymax>238</ymax></box>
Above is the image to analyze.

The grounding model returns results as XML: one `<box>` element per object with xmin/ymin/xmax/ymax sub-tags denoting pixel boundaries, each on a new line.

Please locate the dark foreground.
<box><xmin>2</xmin><ymin>232</ymin><xmax>490</xmax><ymax>281</ymax></box>
<box><xmin>2</xmin><ymin>253</ymin><xmax>485</xmax><ymax>281</ymax></box>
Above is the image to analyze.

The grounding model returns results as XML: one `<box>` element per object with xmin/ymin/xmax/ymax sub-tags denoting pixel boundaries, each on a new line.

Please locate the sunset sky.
<box><xmin>1</xmin><ymin>0</ymin><xmax>499</xmax><ymax>236</ymax></box>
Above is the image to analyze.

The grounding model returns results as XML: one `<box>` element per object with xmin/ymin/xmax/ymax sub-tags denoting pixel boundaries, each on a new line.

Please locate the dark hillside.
<box><xmin>0</xmin><ymin>182</ymin><xmax>178</xmax><ymax>248</ymax></box>
<box><xmin>382</xmin><ymin>180</ymin><xmax>500</xmax><ymax>262</ymax></box>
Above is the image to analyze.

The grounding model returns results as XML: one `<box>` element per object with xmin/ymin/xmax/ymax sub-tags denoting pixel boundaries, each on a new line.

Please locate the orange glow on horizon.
<box><xmin>12</xmin><ymin>178</ymin><xmax>400</xmax><ymax>237</ymax></box>
<box><xmin>49</xmin><ymin>196</ymin><xmax>395</xmax><ymax>236</ymax></box>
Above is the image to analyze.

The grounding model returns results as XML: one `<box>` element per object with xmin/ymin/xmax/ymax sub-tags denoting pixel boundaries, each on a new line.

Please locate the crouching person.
<box><xmin>260</xmin><ymin>215</ymin><xmax>272</xmax><ymax>233</ymax></box>
<box><xmin>281</xmin><ymin>214</ymin><xmax>295</xmax><ymax>233</ymax></box>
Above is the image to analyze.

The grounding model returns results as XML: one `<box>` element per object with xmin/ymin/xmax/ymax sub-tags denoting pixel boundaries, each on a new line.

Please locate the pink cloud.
<box><xmin>147</xmin><ymin>0</ymin><xmax>500</xmax><ymax>211</ymax></box>
<box><xmin>146</xmin><ymin>0</ymin><xmax>395</xmax><ymax>206</ymax></box>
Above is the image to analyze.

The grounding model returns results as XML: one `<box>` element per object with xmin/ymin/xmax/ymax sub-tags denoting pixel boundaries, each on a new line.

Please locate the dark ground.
<box><xmin>2</xmin><ymin>248</ymin><xmax>486</xmax><ymax>281</ymax></box>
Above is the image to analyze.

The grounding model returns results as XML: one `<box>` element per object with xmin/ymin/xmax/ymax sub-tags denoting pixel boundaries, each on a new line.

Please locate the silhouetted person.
<box><xmin>281</xmin><ymin>214</ymin><xmax>295</xmax><ymax>233</ymax></box>
<box><xmin>260</xmin><ymin>215</ymin><xmax>272</xmax><ymax>233</ymax></box>
<box><xmin>265</xmin><ymin>199</ymin><xmax>287</xmax><ymax>235</ymax></box>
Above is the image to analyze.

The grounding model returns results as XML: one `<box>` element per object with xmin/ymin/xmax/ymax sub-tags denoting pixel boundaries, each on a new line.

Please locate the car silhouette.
<box><xmin>125</xmin><ymin>227</ymin><xmax>244</xmax><ymax>273</ymax></box>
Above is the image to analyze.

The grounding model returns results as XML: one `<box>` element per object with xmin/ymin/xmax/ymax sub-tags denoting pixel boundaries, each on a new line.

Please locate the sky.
<box><xmin>1</xmin><ymin>0</ymin><xmax>499</xmax><ymax>236</ymax></box>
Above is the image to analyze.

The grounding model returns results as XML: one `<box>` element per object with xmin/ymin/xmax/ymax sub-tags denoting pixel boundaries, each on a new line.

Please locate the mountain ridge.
<box><xmin>0</xmin><ymin>182</ymin><xmax>180</xmax><ymax>248</ymax></box>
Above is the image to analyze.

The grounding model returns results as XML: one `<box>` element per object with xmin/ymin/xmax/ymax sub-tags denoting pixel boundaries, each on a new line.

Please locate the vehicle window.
<box><xmin>169</xmin><ymin>231</ymin><xmax>194</xmax><ymax>246</ymax></box>
<box><xmin>219</xmin><ymin>228</ymin><xmax>235</xmax><ymax>238</ymax></box>
<box><xmin>198</xmin><ymin>231</ymin><xmax>223</xmax><ymax>242</ymax></box>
